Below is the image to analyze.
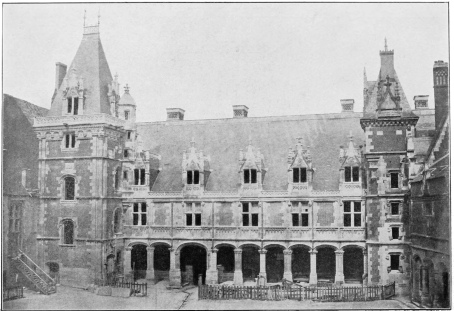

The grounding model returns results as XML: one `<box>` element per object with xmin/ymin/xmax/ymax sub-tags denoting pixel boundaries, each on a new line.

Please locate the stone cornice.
<box><xmin>34</xmin><ymin>113</ymin><xmax>126</xmax><ymax>128</ymax></box>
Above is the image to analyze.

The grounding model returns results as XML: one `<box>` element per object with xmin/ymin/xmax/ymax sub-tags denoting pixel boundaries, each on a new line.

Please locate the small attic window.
<box><xmin>124</xmin><ymin>110</ymin><xmax>130</xmax><ymax>120</ymax></box>
<box><xmin>187</xmin><ymin>170</ymin><xmax>200</xmax><ymax>185</ymax></box>
<box><xmin>345</xmin><ymin>166</ymin><xmax>359</xmax><ymax>182</ymax></box>
<box><xmin>67</xmin><ymin>97</ymin><xmax>79</xmax><ymax>115</ymax></box>
<box><xmin>244</xmin><ymin>169</ymin><xmax>257</xmax><ymax>184</ymax></box>
<box><xmin>293</xmin><ymin>168</ymin><xmax>307</xmax><ymax>183</ymax></box>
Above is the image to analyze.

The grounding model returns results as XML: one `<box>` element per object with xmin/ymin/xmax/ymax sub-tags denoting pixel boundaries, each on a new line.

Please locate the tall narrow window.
<box><xmin>244</xmin><ymin>169</ymin><xmax>257</xmax><ymax>184</ymax></box>
<box><xmin>64</xmin><ymin>176</ymin><xmax>75</xmax><ymax>200</ymax></box>
<box><xmin>293</xmin><ymin>168</ymin><xmax>307</xmax><ymax>183</ymax></box>
<box><xmin>133</xmin><ymin>169</ymin><xmax>146</xmax><ymax>185</ymax></box>
<box><xmin>391</xmin><ymin>227</ymin><xmax>400</xmax><ymax>240</ymax></box>
<box><xmin>115</xmin><ymin>167</ymin><xmax>121</xmax><ymax>190</ymax></box>
<box><xmin>391</xmin><ymin>202</ymin><xmax>400</xmax><ymax>215</ymax></box>
<box><xmin>65</xmin><ymin>134</ymin><xmax>76</xmax><ymax>149</ymax></box>
<box><xmin>186</xmin><ymin>213</ymin><xmax>202</xmax><ymax>226</ymax></box>
<box><xmin>124</xmin><ymin>150</ymin><xmax>129</xmax><ymax>158</ymax></box>
<box><xmin>9</xmin><ymin>203</ymin><xmax>21</xmax><ymax>232</ymax></box>
<box><xmin>73</xmin><ymin>97</ymin><xmax>79</xmax><ymax>115</ymax></box>
<box><xmin>133</xmin><ymin>203</ymin><xmax>147</xmax><ymax>225</ymax></box>
<box><xmin>62</xmin><ymin>220</ymin><xmax>74</xmax><ymax>244</ymax></box>
<box><xmin>123</xmin><ymin>171</ymin><xmax>128</xmax><ymax>180</ymax></box>
<box><xmin>242</xmin><ymin>202</ymin><xmax>259</xmax><ymax>226</ymax></box>
<box><xmin>113</xmin><ymin>208</ymin><xmax>121</xmax><ymax>233</ymax></box>
<box><xmin>67</xmin><ymin>98</ymin><xmax>72</xmax><ymax>113</ymax></box>
<box><xmin>124</xmin><ymin>111</ymin><xmax>130</xmax><ymax>120</ymax></box>
<box><xmin>67</xmin><ymin>97</ymin><xmax>79</xmax><ymax>115</ymax></box>
<box><xmin>343</xmin><ymin>201</ymin><xmax>361</xmax><ymax>227</ymax></box>
<box><xmin>390</xmin><ymin>254</ymin><xmax>400</xmax><ymax>270</ymax></box>
<box><xmin>345</xmin><ymin>166</ymin><xmax>359</xmax><ymax>182</ymax></box>
<box><xmin>390</xmin><ymin>172</ymin><xmax>399</xmax><ymax>189</ymax></box>
<box><xmin>127</xmin><ymin>131</ymin><xmax>132</xmax><ymax>140</ymax></box>
<box><xmin>187</xmin><ymin>170</ymin><xmax>200</xmax><ymax>185</ymax></box>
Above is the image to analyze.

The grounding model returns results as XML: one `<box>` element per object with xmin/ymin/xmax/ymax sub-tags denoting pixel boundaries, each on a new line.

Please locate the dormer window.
<box><xmin>67</xmin><ymin>97</ymin><xmax>79</xmax><ymax>115</ymax></box>
<box><xmin>293</xmin><ymin>168</ymin><xmax>307</xmax><ymax>183</ymax></box>
<box><xmin>124</xmin><ymin>110</ymin><xmax>130</xmax><ymax>120</ymax></box>
<box><xmin>244</xmin><ymin>169</ymin><xmax>257</xmax><ymax>184</ymax></box>
<box><xmin>65</xmin><ymin>133</ymin><xmax>76</xmax><ymax>149</ymax></box>
<box><xmin>187</xmin><ymin>170</ymin><xmax>200</xmax><ymax>185</ymax></box>
<box><xmin>344</xmin><ymin>166</ymin><xmax>359</xmax><ymax>182</ymax></box>
<box><xmin>134</xmin><ymin>168</ymin><xmax>146</xmax><ymax>185</ymax></box>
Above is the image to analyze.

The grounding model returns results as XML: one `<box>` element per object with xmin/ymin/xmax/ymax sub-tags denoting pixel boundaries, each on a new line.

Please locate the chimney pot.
<box><xmin>340</xmin><ymin>99</ymin><xmax>354</xmax><ymax>113</ymax></box>
<box><xmin>166</xmin><ymin>108</ymin><xmax>185</xmax><ymax>121</ymax></box>
<box><xmin>233</xmin><ymin>105</ymin><xmax>249</xmax><ymax>118</ymax></box>
<box><xmin>55</xmin><ymin>62</ymin><xmax>67</xmax><ymax>91</ymax></box>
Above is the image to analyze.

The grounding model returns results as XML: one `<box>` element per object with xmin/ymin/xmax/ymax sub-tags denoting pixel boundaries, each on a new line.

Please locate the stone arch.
<box><xmin>289</xmin><ymin>243</ymin><xmax>311</xmax><ymax>250</ymax></box>
<box><xmin>314</xmin><ymin>243</ymin><xmax>339</xmax><ymax>251</ymax></box>
<box><xmin>240</xmin><ymin>244</ymin><xmax>261</xmax><ymax>281</ymax></box>
<box><xmin>265</xmin><ymin>244</ymin><xmax>286</xmax><ymax>282</ymax></box>
<box><xmin>176</xmin><ymin>241</ymin><xmax>209</xmax><ymax>253</ymax></box>
<box><xmin>215</xmin><ymin>243</ymin><xmax>236</xmax><ymax>278</ymax></box>
<box><xmin>289</xmin><ymin>244</ymin><xmax>311</xmax><ymax>282</ymax></box>
<box><xmin>341</xmin><ymin>244</ymin><xmax>365</xmax><ymax>251</ymax></box>
<box><xmin>263</xmin><ymin>243</ymin><xmax>287</xmax><ymax>250</ymax></box>
<box><xmin>238</xmin><ymin>242</ymin><xmax>261</xmax><ymax>249</ymax></box>
<box><xmin>149</xmin><ymin>241</ymin><xmax>171</xmax><ymax>248</ymax></box>
<box><xmin>213</xmin><ymin>242</ymin><xmax>236</xmax><ymax>250</ymax></box>
<box><xmin>316</xmin><ymin>245</ymin><xmax>337</xmax><ymax>282</ymax></box>
<box><xmin>127</xmin><ymin>240</ymin><xmax>149</xmax><ymax>248</ymax></box>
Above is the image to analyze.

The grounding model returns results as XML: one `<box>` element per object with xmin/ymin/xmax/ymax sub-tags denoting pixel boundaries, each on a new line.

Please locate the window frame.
<box><xmin>390</xmin><ymin>202</ymin><xmax>400</xmax><ymax>216</ymax></box>
<box><xmin>424</xmin><ymin>202</ymin><xmax>434</xmax><ymax>216</ymax></box>
<box><xmin>62</xmin><ymin>219</ymin><xmax>75</xmax><ymax>245</ymax></box>
<box><xmin>243</xmin><ymin>169</ymin><xmax>257</xmax><ymax>184</ymax></box>
<box><xmin>64</xmin><ymin>176</ymin><xmax>76</xmax><ymax>201</ymax></box>
<box><xmin>292</xmin><ymin>167</ymin><xmax>307</xmax><ymax>183</ymax></box>
<box><xmin>187</xmin><ymin>170</ymin><xmax>200</xmax><ymax>185</ymax></box>
<box><xmin>343</xmin><ymin>201</ymin><xmax>362</xmax><ymax>227</ymax></box>
<box><xmin>390</xmin><ymin>254</ymin><xmax>400</xmax><ymax>271</ymax></box>
<box><xmin>391</xmin><ymin>227</ymin><xmax>400</xmax><ymax>240</ymax></box>
<box><xmin>124</xmin><ymin>110</ymin><xmax>130</xmax><ymax>120</ymax></box>
<box><xmin>390</xmin><ymin>172</ymin><xmax>399</xmax><ymax>189</ymax></box>
<box><xmin>132</xmin><ymin>202</ymin><xmax>147</xmax><ymax>226</ymax></box>
<box><xmin>344</xmin><ymin>166</ymin><xmax>360</xmax><ymax>183</ymax></box>
<box><xmin>186</xmin><ymin>212</ymin><xmax>202</xmax><ymax>226</ymax></box>
<box><xmin>133</xmin><ymin>168</ymin><xmax>146</xmax><ymax>186</ymax></box>
<box><xmin>241</xmin><ymin>202</ymin><xmax>259</xmax><ymax>226</ymax></box>
<box><xmin>9</xmin><ymin>203</ymin><xmax>22</xmax><ymax>233</ymax></box>
<box><xmin>67</xmin><ymin>96</ymin><xmax>79</xmax><ymax>116</ymax></box>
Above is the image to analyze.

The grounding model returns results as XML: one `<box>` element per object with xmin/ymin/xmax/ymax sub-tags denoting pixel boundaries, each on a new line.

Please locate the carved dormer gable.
<box><xmin>61</xmin><ymin>67</ymin><xmax>85</xmax><ymax>116</ymax></box>
<box><xmin>182</xmin><ymin>138</ymin><xmax>211</xmax><ymax>194</ymax></box>
<box><xmin>339</xmin><ymin>131</ymin><xmax>361</xmax><ymax>167</ymax></box>
<box><xmin>287</xmin><ymin>138</ymin><xmax>313</xmax><ymax>193</ymax></box>
<box><xmin>376</xmin><ymin>75</ymin><xmax>402</xmax><ymax>117</ymax></box>
<box><xmin>239</xmin><ymin>137</ymin><xmax>266</xmax><ymax>191</ymax></box>
<box><xmin>339</xmin><ymin>132</ymin><xmax>363</xmax><ymax>194</ymax></box>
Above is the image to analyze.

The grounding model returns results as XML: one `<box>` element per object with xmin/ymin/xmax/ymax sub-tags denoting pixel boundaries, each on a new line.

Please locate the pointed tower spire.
<box><xmin>384</xmin><ymin>37</ymin><xmax>388</xmax><ymax>51</ymax></box>
<box><xmin>363</xmin><ymin>67</ymin><xmax>368</xmax><ymax>88</ymax></box>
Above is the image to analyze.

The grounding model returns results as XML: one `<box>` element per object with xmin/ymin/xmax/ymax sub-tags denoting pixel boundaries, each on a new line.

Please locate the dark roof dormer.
<box><xmin>339</xmin><ymin>132</ymin><xmax>363</xmax><ymax>194</ymax></box>
<box><xmin>287</xmin><ymin>138</ymin><xmax>314</xmax><ymax>193</ymax></box>
<box><xmin>239</xmin><ymin>138</ymin><xmax>266</xmax><ymax>194</ymax></box>
<box><xmin>182</xmin><ymin>138</ymin><xmax>211</xmax><ymax>196</ymax></box>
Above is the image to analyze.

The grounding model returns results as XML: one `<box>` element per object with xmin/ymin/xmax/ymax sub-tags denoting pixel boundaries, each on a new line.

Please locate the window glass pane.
<box><xmin>251</xmin><ymin>169</ymin><xmax>257</xmax><ymax>184</ymax></box>
<box><xmin>345</xmin><ymin>167</ymin><xmax>352</xmax><ymax>182</ymax></box>
<box><xmin>242</xmin><ymin>214</ymin><xmax>249</xmax><ymax>226</ymax></box>
<box><xmin>390</xmin><ymin>173</ymin><xmax>399</xmax><ymax>188</ymax></box>
<box><xmin>292</xmin><ymin>214</ymin><xmax>299</xmax><ymax>226</ymax></box>
<box><xmin>391</xmin><ymin>203</ymin><xmax>399</xmax><ymax>215</ymax></box>
<box><xmin>64</xmin><ymin>221</ymin><xmax>74</xmax><ymax>244</ymax></box>
<box><xmin>242</xmin><ymin>203</ymin><xmax>249</xmax><ymax>213</ymax></box>
<box><xmin>186</xmin><ymin>214</ymin><xmax>192</xmax><ymax>226</ymax></box>
<box><xmin>134</xmin><ymin>169</ymin><xmax>139</xmax><ymax>185</ymax></box>
<box><xmin>352</xmin><ymin>167</ymin><xmax>359</xmax><ymax>182</ymax></box>
<box><xmin>141</xmin><ymin>203</ymin><xmax>146</xmax><ymax>213</ymax></box>
<box><xmin>73</xmin><ymin>98</ymin><xmax>79</xmax><ymax>115</ymax></box>
<box><xmin>344</xmin><ymin>214</ymin><xmax>351</xmax><ymax>227</ymax></box>
<box><xmin>65</xmin><ymin>177</ymin><xmax>75</xmax><ymax>200</ymax></box>
<box><xmin>194</xmin><ymin>171</ymin><xmax>199</xmax><ymax>184</ymax></box>
<box><xmin>390</xmin><ymin>255</ymin><xmax>400</xmax><ymax>270</ymax></box>
<box><xmin>392</xmin><ymin>227</ymin><xmax>399</xmax><ymax>239</ymax></box>
<box><xmin>343</xmin><ymin>201</ymin><xmax>351</xmax><ymax>212</ymax></box>
<box><xmin>67</xmin><ymin>98</ymin><xmax>72</xmax><ymax>113</ymax></box>
<box><xmin>354</xmin><ymin>202</ymin><xmax>361</xmax><ymax>212</ymax></box>
<box><xmin>133</xmin><ymin>203</ymin><xmax>138</xmax><ymax>213</ymax></box>
<box><xmin>140</xmin><ymin>169</ymin><xmax>146</xmax><ymax>185</ymax></box>
<box><xmin>65</xmin><ymin>135</ymin><xmax>70</xmax><ymax>148</ymax></box>
<box><xmin>354</xmin><ymin>214</ymin><xmax>361</xmax><ymax>227</ymax></box>
<box><xmin>71</xmin><ymin>134</ymin><xmax>76</xmax><ymax>148</ymax></box>
<box><xmin>187</xmin><ymin>171</ymin><xmax>193</xmax><ymax>184</ymax></box>
<box><xmin>251</xmin><ymin>214</ymin><xmax>259</xmax><ymax>226</ymax></box>
<box><xmin>301</xmin><ymin>214</ymin><xmax>309</xmax><ymax>226</ymax></box>
<box><xmin>301</xmin><ymin>168</ymin><xmax>307</xmax><ymax>182</ymax></box>
<box><xmin>244</xmin><ymin>169</ymin><xmax>250</xmax><ymax>183</ymax></box>
<box><xmin>133</xmin><ymin>214</ymin><xmax>138</xmax><ymax>225</ymax></box>
<box><xmin>195</xmin><ymin>214</ymin><xmax>201</xmax><ymax>226</ymax></box>
<box><xmin>123</xmin><ymin>171</ymin><xmax>128</xmax><ymax>180</ymax></box>
<box><xmin>293</xmin><ymin>168</ymin><xmax>299</xmax><ymax>183</ymax></box>
<box><xmin>141</xmin><ymin>214</ymin><xmax>147</xmax><ymax>226</ymax></box>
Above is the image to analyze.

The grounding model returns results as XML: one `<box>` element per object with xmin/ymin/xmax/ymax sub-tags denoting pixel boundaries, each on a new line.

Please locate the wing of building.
<box><xmin>3</xmin><ymin>22</ymin><xmax>449</xmax><ymax>307</ymax></box>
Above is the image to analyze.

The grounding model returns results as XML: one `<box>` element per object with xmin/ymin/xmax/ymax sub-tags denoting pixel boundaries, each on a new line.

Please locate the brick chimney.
<box><xmin>166</xmin><ymin>108</ymin><xmax>185</xmax><ymax>121</ymax></box>
<box><xmin>55</xmin><ymin>62</ymin><xmax>67</xmax><ymax>91</ymax></box>
<box><xmin>341</xmin><ymin>99</ymin><xmax>354</xmax><ymax>113</ymax></box>
<box><xmin>433</xmin><ymin>60</ymin><xmax>449</xmax><ymax>129</ymax></box>
<box><xmin>233</xmin><ymin>105</ymin><xmax>249</xmax><ymax>118</ymax></box>
<box><xmin>413</xmin><ymin>95</ymin><xmax>429</xmax><ymax>110</ymax></box>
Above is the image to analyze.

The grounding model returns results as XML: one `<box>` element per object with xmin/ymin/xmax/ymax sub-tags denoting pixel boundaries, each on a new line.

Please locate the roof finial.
<box><xmin>190</xmin><ymin>137</ymin><xmax>195</xmax><ymax>148</ymax></box>
<box><xmin>84</xmin><ymin>10</ymin><xmax>86</xmax><ymax>27</ymax></box>
<box><xmin>124</xmin><ymin>84</ymin><xmax>130</xmax><ymax>94</ymax></box>
<box><xmin>296</xmin><ymin>137</ymin><xmax>303</xmax><ymax>145</ymax></box>
<box><xmin>98</xmin><ymin>8</ymin><xmax>101</xmax><ymax>26</ymax></box>
<box><xmin>248</xmin><ymin>136</ymin><xmax>252</xmax><ymax>146</ymax></box>
<box><xmin>348</xmin><ymin>130</ymin><xmax>353</xmax><ymax>141</ymax></box>
<box><xmin>384</xmin><ymin>37</ymin><xmax>388</xmax><ymax>51</ymax></box>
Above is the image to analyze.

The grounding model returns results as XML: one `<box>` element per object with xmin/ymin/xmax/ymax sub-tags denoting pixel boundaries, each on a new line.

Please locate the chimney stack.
<box><xmin>433</xmin><ymin>60</ymin><xmax>449</xmax><ymax>129</ymax></box>
<box><xmin>55</xmin><ymin>62</ymin><xmax>67</xmax><ymax>91</ymax></box>
<box><xmin>413</xmin><ymin>95</ymin><xmax>429</xmax><ymax>110</ymax></box>
<box><xmin>341</xmin><ymin>99</ymin><xmax>354</xmax><ymax>113</ymax></box>
<box><xmin>166</xmin><ymin>108</ymin><xmax>185</xmax><ymax>121</ymax></box>
<box><xmin>233</xmin><ymin>105</ymin><xmax>249</xmax><ymax>118</ymax></box>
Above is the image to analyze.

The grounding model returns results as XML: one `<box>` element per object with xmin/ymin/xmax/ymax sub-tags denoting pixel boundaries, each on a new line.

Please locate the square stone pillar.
<box><xmin>169</xmin><ymin>248</ymin><xmax>181</xmax><ymax>288</ymax></box>
<box><xmin>334</xmin><ymin>250</ymin><xmax>344</xmax><ymax>285</ymax></box>
<box><xmin>233</xmin><ymin>249</ymin><xmax>243</xmax><ymax>285</ymax></box>
<box><xmin>205</xmin><ymin>249</ymin><xmax>219</xmax><ymax>284</ymax></box>
<box><xmin>124</xmin><ymin>247</ymin><xmax>132</xmax><ymax>277</ymax></box>
<box><xmin>283</xmin><ymin>249</ymin><xmax>293</xmax><ymax>281</ymax></box>
<box><xmin>363</xmin><ymin>248</ymin><xmax>368</xmax><ymax>286</ymax></box>
<box><xmin>146</xmin><ymin>246</ymin><xmax>155</xmax><ymax>282</ymax></box>
<box><xmin>309</xmin><ymin>249</ymin><xmax>318</xmax><ymax>285</ymax></box>
<box><xmin>258</xmin><ymin>249</ymin><xmax>267</xmax><ymax>284</ymax></box>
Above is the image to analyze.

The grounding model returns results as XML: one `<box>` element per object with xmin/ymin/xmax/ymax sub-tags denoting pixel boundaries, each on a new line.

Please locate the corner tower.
<box><xmin>33</xmin><ymin>20</ymin><xmax>126</xmax><ymax>287</ymax></box>
<box><xmin>360</xmin><ymin>41</ymin><xmax>418</xmax><ymax>294</ymax></box>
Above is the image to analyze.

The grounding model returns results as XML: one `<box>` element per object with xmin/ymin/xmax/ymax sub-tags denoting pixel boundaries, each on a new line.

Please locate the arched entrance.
<box><xmin>131</xmin><ymin>244</ymin><xmax>147</xmax><ymax>280</ymax></box>
<box><xmin>180</xmin><ymin>245</ymin><xmax>207</xmax><ymax>285</ymax></box>
<box><xmin>154</xmin><ymin>244</ymin><xmax>170</xmax><ymax>282</ymax></box>
<box><xmin>242</xmin><ymin>245</ymin><xmax>260</xmax><ymax>281</ymax></box>
<box><xmin>343</xmin><ymin>247</ymin><xmax>363</xmax><ymax>283</ymax></box>
<box><xmin>217</xmin><ymin>246</ymin><xmax>235</xmax><ymax>283</ymax></box>
<box><xmin>266</xmin><ymin>246</ymin><xmax>285</xmax><ymax>283</ymax></box>
<box><xmin>291</xmin><ymin>246</ymin><xmax>310</xmax><ymax>283</ymax></box>
<box><xmin>317</xmin><ymin>247</ymin><xmax>335</xmax><ymax>282</ymax></box>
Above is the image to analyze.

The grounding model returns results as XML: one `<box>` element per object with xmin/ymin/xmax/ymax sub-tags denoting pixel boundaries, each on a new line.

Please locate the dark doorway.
<box><xmin>217</xmin><ymin>246</ymin><xmax>235</xmax><ymax>272</ymax></box>
<box><xmin>316</xmin><ymin>247</ymin><xmax>335</xmax><ymax>282</ymax></box>
<box><xmin>180</xmin><ymin>245</ymin><xmax>207</xmax><ymax>285</ymax></box>
<box><xmin>242</xmin><ymin>246</ymin><xmax>260</xmax><ymax>281</ymax></box>
<box><xmin>154</xmin><ymin>245</ymin><xmax>170</xmax><ymax>282</ymax></box>
<box><xmin>442</xmin><ymin>272</ymin><xmax>449</xmax><ymax>307</ymax></box>
<box><xmin>131</xmin><ymin>244</ymin><xmax>147</xmax><ymax>280</ymax></box>
<box><xmin>266</xmin><ymin>246</ymin><xmax>284</xmax><ymax>283</ymax></box>
<box><xmin>343</xmin><ymin>248</ymin><xmax>363</xmax><ymax>283</ymax></box>
<box><xmin>291</xmin><ymin>247</ymin><xmax>310</xmax><ymax>282</ymax></box>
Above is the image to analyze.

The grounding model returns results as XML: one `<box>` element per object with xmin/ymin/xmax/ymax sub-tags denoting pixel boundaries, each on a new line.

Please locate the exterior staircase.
<box><xmin>11</xmin><ymin>249</ymin><xmax>57</xmax><ymax>295</ymax></box>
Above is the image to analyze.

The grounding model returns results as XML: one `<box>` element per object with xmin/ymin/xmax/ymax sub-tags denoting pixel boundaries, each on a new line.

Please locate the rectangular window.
<box><xmin>134</xmin><ymin>169</ymin><xmax>139</xmax><ymax>185</ymax></box>
<box><xmin>390</xmin><ymin>254</ymin><xmax>400</xmax><ymax>270</ymax></box>
<box><xmin>390</xmin><ymin>173</ymin><xmax>399</xmax><ymax>189</ymax></box>
<box><xmin>293</xmin><ymin>168</ymin><xmax>307</xmax><ymax>183</ymax></box>
<box><xmin>292</xmin><ymin>213</ymin><xmax>299</xmax><ymax>226</ymax></box>
<box><xmin>67</xmin><ymin>98</ymin><xmax>72</xmax><ymax>113</ymax></box>
<box><xmin>301</xmin><ymin>213</ymin><xmax>309</xmax><ymax>226</ymax></box>
<box><xmin>65</xmin><ymin>134</ymin><xmax>76</xmax><ymax>149</ymax></box>
<box><xmin>195</xmin><ymin>213</ymin><xmax>201</xmax><ymax>226</ymax></box>
<box><xmin>345</xmin><ymin>166</ymin><xmax>359</xmax><ymax>182</ymax></box>
<box><xmin>133</xmin><ymin>203</ymin><xmax>147</xmax><ymax>226</ymax></box>
<box><xmin>391</xmin><ymin>202</ymin><xmax>400</xmax><ymax>215</ymax></box>
<box><xmin>292</xmin><ymin>213</ymin><xmax>309</xmax><ymax>226</ymax></box>
<box><xmin>187</xmin><ymin>170</ymin><xmax>200</xmax><ymax>185</ymax></box>
<box><xmin>242</xmin><ymin>202</ymin><xmax>259</xmax><ymax>226</ymax></box>
<box><xmin>244</xmin><ymin>169</ymin><xmax>250</xmax><ymax>183</ymax></box>
<box><xmin>134</xmin><ymin>169</ymin><xmax>146</xmax><ymax>185</ymax></box>
<box><xmin>140</xmin><ymin>169</ymin><xmax>146</xmax><ymax>185</ymax></box>
<box><xmin>186</xmin><ymin>214</ymin><xmax>192</xmax><ymax>226</ymax></box>
<box><xmin>424</xmin><ymin>202</ymin><xmax>433</xmax><ymax>216</ymax></box>
<box><xmin>123</xmin><ymin>171</ymin><xmax>128</xmax><ymax>180</ymax></box>
<box><xmin>125</xmin><ymin>111</ymin><xmax>129</xmax><ymax>120</ymax></box>
<box><xmin>9</xmin><ymin>204</ymin><xmax>21</xmax><ymax>232</ymax></box>
<box><xmin>392</xmin><ymin>227</ymin><xmax>399</xmax><ymax>240</ymax></box>
<box><xmin>243</xmin><ymin>169</ymin><xmax>257</xmax><ymax>184</ymax></box>
<box><xmin>343</xmin><ymin>201</ymin><xmax>362</xmax><ymax>227</ymax></box>
<box><xmin>124</xmin><ymin>150</ymin><xmax>129</xmax><ymax>158</ymax></box>
<box><xmin>127</xmin><ymin>131</ymin><xmax>132</xmax><ymax>140</ymax></box>
<box><xmin>73</xmin><ymin>97</ymin><xmax>79</xmax><ymax>115</ymax></box>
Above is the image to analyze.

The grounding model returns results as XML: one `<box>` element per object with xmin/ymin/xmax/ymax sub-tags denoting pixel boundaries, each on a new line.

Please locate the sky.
<box><xmin>3</xmin><ymin>3</ymin><xmax>449</xmax><ymax>122</ymax></box>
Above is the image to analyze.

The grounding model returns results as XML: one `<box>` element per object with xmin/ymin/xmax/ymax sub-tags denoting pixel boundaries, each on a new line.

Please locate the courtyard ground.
<box><xmin>3</xmin><ymin>281</ymin><xmax>418</xmax><ymax>310</ymax></box>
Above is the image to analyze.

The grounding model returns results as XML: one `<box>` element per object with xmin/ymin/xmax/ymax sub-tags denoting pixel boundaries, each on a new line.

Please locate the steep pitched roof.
<box><xmin>48</xmin><ymin>26</ymin><xmax>113</xmax><ymax>116</ymax></box>
<box><xmin>137</xmin><ymin>113</ymin><xmax>365</xmax><ymax>192</ymax></box>
<box><xmin>3</xmin><ymin>94</ymin><xmax>48</xmax><ymax>123</ymax></box>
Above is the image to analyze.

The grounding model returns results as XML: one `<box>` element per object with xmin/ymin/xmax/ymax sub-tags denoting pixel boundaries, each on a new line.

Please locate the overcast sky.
<box><xmin>3</xmin><ymin>3</ymin><xmax>449</xmax><ymax>122</ymax></box>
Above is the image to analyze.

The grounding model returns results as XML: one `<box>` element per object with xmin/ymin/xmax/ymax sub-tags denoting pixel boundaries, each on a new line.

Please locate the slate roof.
<box><xmin>48</xmin><ymin>27</ymin><xmax>113</xmax><ymax>116</ymax></box>
<box><xmin>3</xmin><ymin>94</ymin><xmax>48</xmax><ymax>123</ymax></box>
<box><xmin>137</xmin><ymin>112</ymin><xmax>365</xmax><ymax>192</ymax></box>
